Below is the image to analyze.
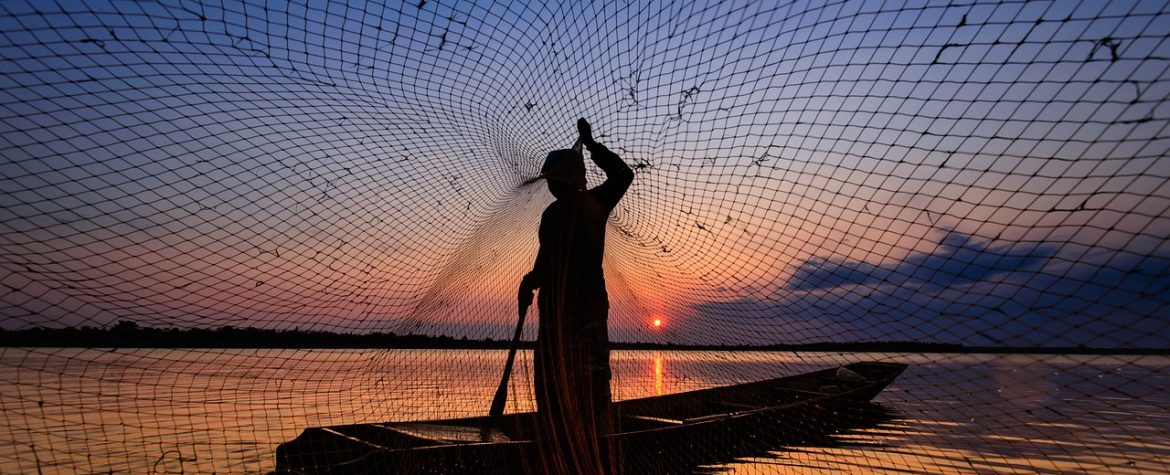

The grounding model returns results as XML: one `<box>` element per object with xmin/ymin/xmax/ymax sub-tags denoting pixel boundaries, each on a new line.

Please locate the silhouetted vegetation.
<box><xmin>0</xmin><ymin>321</ymin><xmax>1164</xmax><ymax>354</ymax></box>
<box><xmin>0</xmin><ymin>321</ymin><xmax>484</xmax><ymax>349</ymax></box>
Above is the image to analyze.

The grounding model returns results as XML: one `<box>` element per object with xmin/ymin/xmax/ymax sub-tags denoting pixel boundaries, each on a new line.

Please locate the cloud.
<box><xmin>682</xmin><ymin>232</ymin><xmax>1170</xmax><ymax>348</ymax></box>
<box><xmin>786</xmin><ymin>231</ymin><xmax>1057</xmax><ymax>291</ymax></box>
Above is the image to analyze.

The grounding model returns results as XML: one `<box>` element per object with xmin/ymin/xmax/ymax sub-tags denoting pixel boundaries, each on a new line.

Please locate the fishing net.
<box><xmin>2</xmin><ymin>0</ymin><xmax>1168</xmax><ymax>473</ymax></box>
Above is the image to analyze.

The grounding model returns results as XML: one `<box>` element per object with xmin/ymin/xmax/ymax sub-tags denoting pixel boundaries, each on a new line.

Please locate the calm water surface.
<box><xmin>1</xmin><ymin>348</ymin><xmax>1166</xmax><ymax>474</ymax></box>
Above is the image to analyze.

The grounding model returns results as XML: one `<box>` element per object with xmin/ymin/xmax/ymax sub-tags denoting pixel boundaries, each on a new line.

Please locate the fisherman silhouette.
<box><xmin>518</xmin><ymin>118</ymin><xmax>633</xmax><ymax>474</ymax></box>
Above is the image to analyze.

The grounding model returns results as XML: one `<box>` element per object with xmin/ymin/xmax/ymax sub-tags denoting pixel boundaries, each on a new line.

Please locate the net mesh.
<box><xmin>2</xmin><ymin>0</ymin><xmax>1168</xmax><ymax>473</ymax></box>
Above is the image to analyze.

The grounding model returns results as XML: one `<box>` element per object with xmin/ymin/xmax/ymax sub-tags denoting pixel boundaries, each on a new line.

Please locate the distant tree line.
<box><xmin>1</xmin><ymin>321</ymin><xmax>1162</xmax><ymax>354</ymax></box>
<box><xmin>0</xmin><ymin>320</ymin><xmax>507</xmax><ymax>349</ymax></box>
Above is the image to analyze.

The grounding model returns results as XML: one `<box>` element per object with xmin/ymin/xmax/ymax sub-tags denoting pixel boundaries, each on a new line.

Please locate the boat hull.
<box><xmin>275</xmin><ymin>361</ymin><xmax>907</xmax><ymax>474</ymax></box>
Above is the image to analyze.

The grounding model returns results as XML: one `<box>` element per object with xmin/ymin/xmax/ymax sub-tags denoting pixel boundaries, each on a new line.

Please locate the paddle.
<box><xmin>489</xmin><ymin>134</ymin><xmax>584</xmax><ymax>418</ymax></box>
<box><xmin>489</xmin><ymin>302</ymin><xmax>529</xmax><ymax>417</ymax></box>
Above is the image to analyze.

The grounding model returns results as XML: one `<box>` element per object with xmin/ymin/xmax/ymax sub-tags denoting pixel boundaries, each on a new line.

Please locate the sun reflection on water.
<box><xmin>653</xmin><ymin>351</ymin><xmax>664</xmax><ymax>396</ymax></box>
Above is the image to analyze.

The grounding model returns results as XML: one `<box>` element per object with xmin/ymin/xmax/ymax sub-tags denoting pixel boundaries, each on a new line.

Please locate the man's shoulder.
<box><xmin>541</xmin><ymin>200</ymin><xmax>567</xmax><ymax>217</ymax></box>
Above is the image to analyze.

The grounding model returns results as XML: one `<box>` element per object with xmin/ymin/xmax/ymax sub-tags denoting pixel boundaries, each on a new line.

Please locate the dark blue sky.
<box><xmin>1</xmin><ymin>0</ymin><xmax>1168</xmax><ymax>347</ymax></box>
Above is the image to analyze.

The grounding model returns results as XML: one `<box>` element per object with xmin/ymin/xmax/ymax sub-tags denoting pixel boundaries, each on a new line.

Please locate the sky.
<box><xmin>1</xmin><ymin>0</ymin><xmax>1168</xmax><ymax>348</ymax></box>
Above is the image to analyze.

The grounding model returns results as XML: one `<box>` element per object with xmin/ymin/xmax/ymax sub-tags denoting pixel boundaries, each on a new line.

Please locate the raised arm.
<box><xmin>578</xmin><ymin>119</ymin><xmax>633</xmax><ymax>212</ymax></box>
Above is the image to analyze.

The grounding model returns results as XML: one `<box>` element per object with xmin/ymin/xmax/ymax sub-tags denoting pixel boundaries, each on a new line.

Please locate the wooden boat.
<box><xmin>274</xmin><ymin>361</ymin><xmax>907</xmax><ymax>474</ymax></box>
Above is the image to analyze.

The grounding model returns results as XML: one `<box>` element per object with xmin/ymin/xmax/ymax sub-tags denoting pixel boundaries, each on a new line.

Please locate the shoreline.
<box><xmin>2</xmin><ymin>324</ymin><xmax>1165</xmax><ymax>355</ymax></box>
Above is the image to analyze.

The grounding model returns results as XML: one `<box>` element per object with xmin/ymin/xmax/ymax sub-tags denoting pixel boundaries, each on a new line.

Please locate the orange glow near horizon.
<box><xmin>652</xmin><ymin>317</ymin><xmax>663</xmax><ymax>328</ymax></box>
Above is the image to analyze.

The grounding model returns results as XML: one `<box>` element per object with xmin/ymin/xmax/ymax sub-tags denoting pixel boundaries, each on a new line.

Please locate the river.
<box><xmin>1</xmin><ymin>348</ymin><xmax>1166</xmax><ymax>474</ymax></box>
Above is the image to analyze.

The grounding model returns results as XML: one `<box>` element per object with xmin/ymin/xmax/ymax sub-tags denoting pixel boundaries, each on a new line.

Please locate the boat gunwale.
<box><xmin>274</xmin><ymin>362</ymin><xmax>908</xmax><ymax>473</ymax></box>
<box><xmin>332</xmin><ymin>362</ymin><xmax>905</xmax><ymax>450</ymax></box>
